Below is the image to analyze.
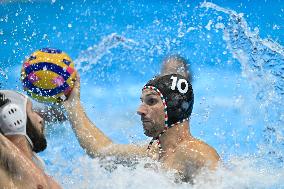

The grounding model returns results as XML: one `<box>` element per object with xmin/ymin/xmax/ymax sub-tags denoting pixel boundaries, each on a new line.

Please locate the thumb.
<box><xmin>72</xmin><ymin>71</ymin><xmax>80</xmax><ymax>91</ymax></box>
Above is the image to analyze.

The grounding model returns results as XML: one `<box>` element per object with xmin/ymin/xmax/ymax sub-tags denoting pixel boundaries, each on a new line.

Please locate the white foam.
<box><xmin>75</xmin><ymin>33</ymin><xmax>138</xmax><ymax>73</ymax></box>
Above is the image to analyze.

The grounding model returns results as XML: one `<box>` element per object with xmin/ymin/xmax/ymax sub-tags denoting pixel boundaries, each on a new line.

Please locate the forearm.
<box><xmin>64</xmin><ymin>101</ymin><xmax>113</xmax><ymax>157</ymax></box>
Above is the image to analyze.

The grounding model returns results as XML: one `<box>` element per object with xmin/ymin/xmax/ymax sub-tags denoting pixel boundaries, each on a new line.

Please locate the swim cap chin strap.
<box><xmin>143</xmin><ymin>85</ymin><xmax>189</xmax><ymax>155</ymax></box>
<box><xmin>0</xmin><ymin>91</ymin><xmax>34</xmax><ymax>148</ymax></box>
<box><xmin>143</xmin><ymin>74</ymin><xmax>193</xmax><ymax>155</ymax></box>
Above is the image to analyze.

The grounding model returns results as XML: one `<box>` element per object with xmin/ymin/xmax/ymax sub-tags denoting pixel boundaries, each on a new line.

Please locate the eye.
<box><xmin>146</xmin><ymin>97</ymin><xmax>157</xmax><ymax>106</ymax></box>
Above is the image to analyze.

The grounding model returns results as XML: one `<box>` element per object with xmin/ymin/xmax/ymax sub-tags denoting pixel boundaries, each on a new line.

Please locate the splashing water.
<box><xmin>75</xmin><ymin>33</ymin><xmax>138</xmax><ymax>72</ymax></box>
<box><xmin>0</xmin><ymin>68</ymin><xmax>8</xmax><ymax>89</ymax></box>
<box><xmin>39</xmin><ymin>2</ymin><xmax>284</xmax><ymax>188</ymax></box>
<box><xmin>201</xmin><ymin>2</ymin><xmax>284</xmax><ymax>164</ymax></box>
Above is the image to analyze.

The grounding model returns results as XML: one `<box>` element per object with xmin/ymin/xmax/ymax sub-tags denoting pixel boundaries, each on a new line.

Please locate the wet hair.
<box><xmin>0</xmin><ymin>93</ymin><xmax>7</xmax><ymax>134</ymax></box>
<box><xmin>0</xmin><ymin>93</ymin><xmax>10</xmax><ymax>107</ymax></box>
<box><xmin>161</xmin><ymin>54</ymin><xmax>192</xmax><ymax>83</ymax></box>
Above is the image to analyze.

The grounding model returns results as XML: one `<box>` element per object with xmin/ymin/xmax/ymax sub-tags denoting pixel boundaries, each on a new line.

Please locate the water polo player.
<box><xmin>64</xmin><ymin>60</ymin><xmax>219</xmax><ymax>183</ymax></box>
<box><xmin>0</xmin><ymin>90</ymin><xmax>61</xmax><ymax>189</ymax></box>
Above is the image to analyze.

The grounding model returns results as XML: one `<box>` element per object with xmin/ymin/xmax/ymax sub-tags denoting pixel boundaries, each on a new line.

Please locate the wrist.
<box><xmin>63</xmin><ymin>99</ymin><xmax>80</xmax><ymax>111</ymax></box>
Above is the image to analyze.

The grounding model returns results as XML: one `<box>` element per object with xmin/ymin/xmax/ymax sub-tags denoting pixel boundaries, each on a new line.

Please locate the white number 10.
<box><xmin>170</xmin><ymin>76</ymin><xmax>188</xmax><ymax>94</ymax></box>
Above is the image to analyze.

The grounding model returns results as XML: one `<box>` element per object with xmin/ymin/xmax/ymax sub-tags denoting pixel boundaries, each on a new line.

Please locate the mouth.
<box><xmin>141</xmin><ymin>118</ymin><xmax>151</xmax><ymax>124</ymax></box>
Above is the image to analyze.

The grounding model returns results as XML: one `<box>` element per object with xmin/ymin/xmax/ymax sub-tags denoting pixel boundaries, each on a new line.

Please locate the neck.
<box><xmin>6</xmin><ymin>135</ymin><xmax>34</xmax><ymax>160</ymax></box>
<box><xmin>159</xmin><ymin>121</ymin><xmax>192</xmax><ymax>153</ymax></box>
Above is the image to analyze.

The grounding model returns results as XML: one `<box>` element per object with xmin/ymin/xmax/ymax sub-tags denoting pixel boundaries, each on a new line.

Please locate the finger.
<box><xmin>71</xmin><ymin>70</ymin><xmax>77</xmax><ymax>82</ymax></box>
<box><xmin>70</xmin><ymin>71</ymin><xmax>80</xmax><ymax>88</ymax></box>
<box><xmin>76</xmin><ymin>72</ymin><xmax>80</xmax><ymax>83</ymax></box>
<box><xmin>74</xmin><ymin>72</ymin><xmax>80</xmax><ymax>89</ymax></box>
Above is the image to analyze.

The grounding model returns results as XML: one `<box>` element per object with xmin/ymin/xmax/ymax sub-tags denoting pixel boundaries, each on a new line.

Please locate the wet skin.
<box><xmin>0</xmin><ymin>99</ymin><xmax>61</xmax><ymax>189</ymax></box>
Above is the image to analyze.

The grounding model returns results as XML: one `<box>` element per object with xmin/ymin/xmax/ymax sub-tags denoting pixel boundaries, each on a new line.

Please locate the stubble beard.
<box><xmin>26</xmin><ymin>117</ymin><xmax>47</xmax><ymax>153</ymax></box>
<box><xmin>143</xmin><ymin>121</ymin><xmax>162</xmax><ymax>138</ymax></box>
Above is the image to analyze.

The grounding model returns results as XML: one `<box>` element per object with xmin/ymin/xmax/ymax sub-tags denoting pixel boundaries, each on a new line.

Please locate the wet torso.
<box><xmin>10</xmin><ymin>161</ymin><xmax>60</xmax><ymax>189</ymax></box>
<box><xmin>147</xmin><ymin>138</ymin><xmax>220</xmax><ymax>182</ymax></box>
<box><xmin>19</xmin><ymin>159</ymin><xmax>61</xmax><ymax>189</ymax></box>
<box><xmin>0</xmin><ymin>144</ymin><xmax>60</xmax><ymax>189</ymax></box>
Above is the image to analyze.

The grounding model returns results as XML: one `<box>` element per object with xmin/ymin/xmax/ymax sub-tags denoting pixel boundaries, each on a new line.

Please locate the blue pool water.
<box><xmin>0</xmin><ymin>0</ymin><xmax>284</xmax><ymax>188</ymax></box>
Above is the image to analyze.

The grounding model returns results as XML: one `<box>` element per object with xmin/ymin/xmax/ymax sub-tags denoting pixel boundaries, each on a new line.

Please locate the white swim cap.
<box><xmin>0</xmin><ymin>90</ymin><xmax>34</xmax><ymax>148</ymax></box>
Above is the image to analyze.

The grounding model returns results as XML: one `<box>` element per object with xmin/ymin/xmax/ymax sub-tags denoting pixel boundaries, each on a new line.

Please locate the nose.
<box><xmin>137</xmin><ymin>104</ymin><xmax>147</xmax><ymax>116</ymax></box>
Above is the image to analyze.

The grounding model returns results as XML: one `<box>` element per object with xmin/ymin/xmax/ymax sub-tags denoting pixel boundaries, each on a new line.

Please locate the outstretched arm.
<box><xmin>63</xmin><ymin>74</ymin><xmax>146</xmax><ymax>158</ymax></box>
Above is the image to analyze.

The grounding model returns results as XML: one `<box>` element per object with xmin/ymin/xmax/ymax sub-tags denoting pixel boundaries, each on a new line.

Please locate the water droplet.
<box><xmin>272</xmin><ymin>25</ymin><xmax>280</xmax><ymax>30</ymax></box>
<box><xmin>27</xmin><ymin>15</ymin><xmax>31</xmax><ymax>21</ymax></box>
<box><xmin>43</xmin><ymin>34</ymin><xmax>48</xmax><ymax>39</ymax></box>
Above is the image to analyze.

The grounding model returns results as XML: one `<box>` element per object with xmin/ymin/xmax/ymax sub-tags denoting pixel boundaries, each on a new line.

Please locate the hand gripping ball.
<box><xmin>21</xmin><ymin>48</ymin><xmax>76</xmax><ymax>103</ymax></box>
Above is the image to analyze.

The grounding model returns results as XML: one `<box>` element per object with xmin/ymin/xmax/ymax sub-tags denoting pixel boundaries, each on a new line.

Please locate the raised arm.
<box><xmin>63</xmin><ymin>74</ymin><xmax>146</xmax><ymax>158</ymax></box>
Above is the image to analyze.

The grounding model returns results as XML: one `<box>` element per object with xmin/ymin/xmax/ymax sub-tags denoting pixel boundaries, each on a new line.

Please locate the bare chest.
<box><xmin>161</xmin><ymin>151</ymin><xmax>184</xmax><ymax>171</ymax></box>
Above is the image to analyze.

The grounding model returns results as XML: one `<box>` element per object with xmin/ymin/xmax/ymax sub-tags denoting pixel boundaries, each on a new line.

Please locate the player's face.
<box><xmin>137</xmin><ymin>89</ymin><xmax>165</xmax><ymax>137</ymax></box>
<box><xmin>26</xmin><ymin>100</ymin><xmax>47</xmax><ymax>153</ymax></box>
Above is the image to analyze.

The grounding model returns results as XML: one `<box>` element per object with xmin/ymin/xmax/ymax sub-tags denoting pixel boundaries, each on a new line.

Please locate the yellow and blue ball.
<box><xmin>21</xmin><ymin>48</ymin><xmax>76</xmax><ymax>103</ymax></box>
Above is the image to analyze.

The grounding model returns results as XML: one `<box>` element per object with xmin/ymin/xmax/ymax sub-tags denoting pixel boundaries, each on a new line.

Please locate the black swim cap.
<box><xmin>143</xmin><ymin>74</ymin><xmax>194</xmax><ymax>128</ymax></box>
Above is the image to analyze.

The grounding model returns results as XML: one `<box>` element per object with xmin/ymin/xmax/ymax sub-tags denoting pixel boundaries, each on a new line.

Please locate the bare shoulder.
<box><xmin>167</xmin><ymin>139</ymin><xmax>219</xmax><ymax>183</ymax></box>
<box><xmin>176</xmin><ymin>138</ymin><xmax>220</xmax><ymax>169</ymax></box>
<box><xmin>0</xmin><ymin>134</ymin><xmax>58</xmax><ymax>188</ymax></box>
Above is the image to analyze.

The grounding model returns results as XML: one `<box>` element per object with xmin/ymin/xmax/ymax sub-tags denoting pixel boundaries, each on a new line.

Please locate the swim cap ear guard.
<box><xmin>0</xmin><ymin>91</ymin><xmax>34</xmax><ymax>148</ymax></box>
<box><xmin>143</xmin><ymin>74</ymin><xmax>194</xmax><ymax>128</ymax></box>
<box><xmin>0</xmin><ymin>98</ymin><xmax>25</xmax><ymax>132</ymax></box>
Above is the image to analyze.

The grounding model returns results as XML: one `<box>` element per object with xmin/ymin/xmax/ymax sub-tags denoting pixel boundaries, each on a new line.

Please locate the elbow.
<box><xmin>83</xmin><ymin>141</ymin><xmax>113</xmax><ymax>158</ymax></box>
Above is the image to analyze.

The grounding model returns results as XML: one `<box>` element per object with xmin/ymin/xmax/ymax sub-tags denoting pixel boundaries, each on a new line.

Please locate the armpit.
<box><xmin>175</xmin><ymin>160</ymin><xmax>201</xmax><ymax>184</ymax></box>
